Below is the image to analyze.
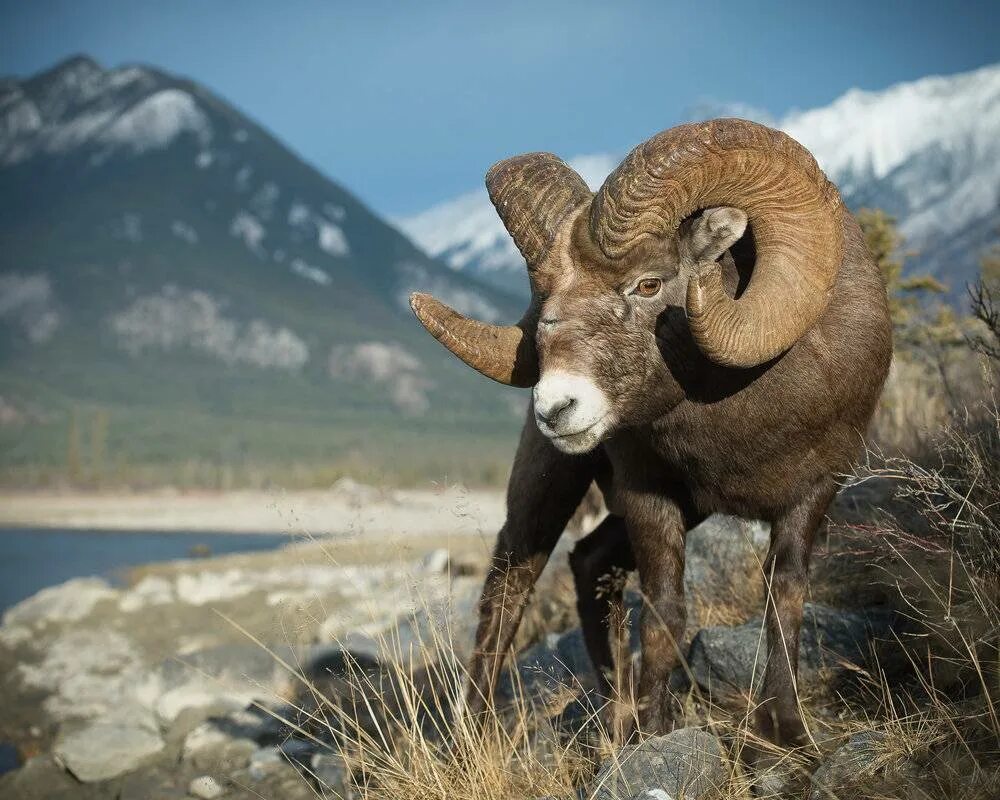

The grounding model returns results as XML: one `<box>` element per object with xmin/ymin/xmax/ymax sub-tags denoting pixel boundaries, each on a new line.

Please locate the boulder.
<box><xmin>684</xmin><ymin>515</ymin><xmax>769</xmax><ymax>592</ymax></box>
<box><xmin>687</xmin><ymin>604</ymin><xmax>903</xmax><ymax>696</ymax></box>
<box><xmin>247</xmin><ymin>746</ymin><xmax>289</xmax><ymax>780</ymax></box>
<box><xmin>808</xmin><ymin>731</ymin><xmax>917</xmax><ymax>799</ymax></box>
<box><xmin>53</xmin><ymin>716</ymin><xmax>165</xmax><ymax>783</ymax></box>
<box><xmin>17</xmin><ymin>628</ymin><xmax>148</xmax><ymax>721</ymax></box>
<box><xmin>278</xmin><ymin>737</ymin><xmax>318</xmax><ymax>769</ymax></box>
<box><xmin>310</xmin><ymin>752</ymin><xmax>352</xmax><ymax>795</ymax></box>
<box><xmin>421</xmin><ymin>547</ymin><xmax>480</xmax><ymax>577</ymax></box>
<box><xmin>422</xmin><ymin>548</ymin><xmax>452</xmax><ymax>574</ymax></box>
<box><xmin>119</xmin><ymin>575</ymin><xmax>174</xmax><ymax>613</ymax></box>
<box><xmin>181</xmin><ymin>720</ymin><xmax>257</xmax><ymax>770</ymax></box>
<box><xmin>3</xmin><ymin>577</ymin><xmax>118</xmax><ymax>628</ymax></box>
<box><xmin>321</xmin><ymin>580</ymin><xmax>480</xmax><ymax>669</ymax></box>
<box><xmin>0</xmin><ymin>754</ymin><xmax>88</xmax><ymax>800</ymax></box>
<box><xmin>590</xmin><ymin>728</ymin><xmax>727</xmax><ymax>800</ymax></box>
<box><xmin>188</xmin><ymin>775</ymin><xmax>225</xmax><ymax>798</ymax></box>
<box><xmin>152</xmin><ymin>643</ymin><xmax>295</xmax><ymax>723</ymax></box>
<box><xmin>498</xmin><ymin>627</ymin><xmax>597</xmax><ymax>702</ymax></box>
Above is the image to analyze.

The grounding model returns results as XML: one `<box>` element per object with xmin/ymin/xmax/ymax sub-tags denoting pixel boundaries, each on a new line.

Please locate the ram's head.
<box><xmin>411</xmin><ymin>118</ymin><xmax>843</xmax><ymax>454</ymax></box>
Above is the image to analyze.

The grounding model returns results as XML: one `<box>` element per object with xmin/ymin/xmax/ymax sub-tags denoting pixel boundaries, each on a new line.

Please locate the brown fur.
<box><xmin>463</xmin><ymin>208</ymin><xmax>892</xmax><ymax>750</ymax></box>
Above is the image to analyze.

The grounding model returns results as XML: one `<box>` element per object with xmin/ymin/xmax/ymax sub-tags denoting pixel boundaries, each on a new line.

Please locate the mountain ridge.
<box><xmin>0</xmin><ymin>56</ymin><xmax>525</xmax><ymax>484</ymax></box>
<box><xmin>398</xmin><ymin>63</ymin><xmax>1000</xmax><ymax>298</ymax></box>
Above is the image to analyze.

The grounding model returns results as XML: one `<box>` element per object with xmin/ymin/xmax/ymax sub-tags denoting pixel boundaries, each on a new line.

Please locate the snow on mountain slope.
<box><xmin>784</xmin><ymin>63</ymin><xmax>1000</xmax><ymax>257</ymax></box>
<box><xmin>398</xmin><ymin>154</ymin><xmax>618</xmax><ymax>296</ymax></box>
<box><xmin>0</xmin><ymin>55</ymin><xmax>525</xmax><ymax>432</ymax></box>
<box><xmin>0</xmin><ymin>56</ymin><xmax>516</xmax><ymax>324</ymax></box>
<box><xmin>399</xmin><ymin>63</ymin><xmax>1000</xmax><ymax>297</ymax></box>
<box><xmin>0</xmin><ymin>56</ymin><xmax>191</xmax><ymax>165</ymax></box>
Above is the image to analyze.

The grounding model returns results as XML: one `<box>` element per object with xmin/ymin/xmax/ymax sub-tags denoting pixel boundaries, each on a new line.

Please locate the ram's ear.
<box><xmin>680</xmin><ymin>207</ymin><xmax>748</xmax><ymax>263</ymax></box>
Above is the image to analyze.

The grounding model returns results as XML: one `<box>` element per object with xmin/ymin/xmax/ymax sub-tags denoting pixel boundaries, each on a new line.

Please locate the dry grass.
<box><xmin>248</xmin><ymin>509</ymin><xmax>999</xmax><ymax>799</ymax></box>
<box><xmin>239</xmin><ymin>323</ymin><xmax>1000</xmax><ymax>799</ymax></box>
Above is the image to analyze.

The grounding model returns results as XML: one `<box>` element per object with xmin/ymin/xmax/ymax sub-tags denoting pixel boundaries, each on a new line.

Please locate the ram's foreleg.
<box><xmin>569</xmin><ymin>515</ymin><xmax>635</xmax><ymax>738</ymax></box>
<box><xmin>464</xmin><ymin>413</ymin><xmax>597</xmax><ymax>719</ymax></box>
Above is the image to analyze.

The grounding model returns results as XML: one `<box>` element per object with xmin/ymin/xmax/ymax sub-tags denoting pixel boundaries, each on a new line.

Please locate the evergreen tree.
<box><xmin>856</xmin><ymin>207</ymin><xmax>948</xmax><ymax>334</ymax></box>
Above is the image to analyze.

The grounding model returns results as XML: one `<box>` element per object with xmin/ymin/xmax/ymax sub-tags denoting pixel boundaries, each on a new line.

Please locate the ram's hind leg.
<box><xmin>753</xmin><ymin>478</ymin><xmax>836</xmax><ymax>752</ymax></box>
<box><xmin>569</xmin><ymin>515</ymin><xmax>635</xmax><ymax>738</ymax></box>
<box><xmin>464</xmin><ymin>415</ymin><xmax>596</xmax><ymax>719</ymax></box>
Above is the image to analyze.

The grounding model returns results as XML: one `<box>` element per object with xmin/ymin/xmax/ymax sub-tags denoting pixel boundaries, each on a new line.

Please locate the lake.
<box><xmin>0</xmin><ymin>528</ymin><xmax>292</xmax><ymax>613</ymax></box>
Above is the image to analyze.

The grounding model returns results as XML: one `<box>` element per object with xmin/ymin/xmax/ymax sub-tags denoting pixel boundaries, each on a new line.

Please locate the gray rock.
<box><xmin>181</xmin><ymin>720</ymin><xmax>257</xmax><ymax>770</ymax></box>
<box><xmin>315</xmin><ymin>579</ymin><xmax>479</xmax><ymax>670</ymax></box>
<box><xmin>0</xmin><ymin>755</ymin><xmax>93</xmax><ymax>800</ymax></box>
<box><xmin>498</xmin><ymin>626</ymin><xmax>597</xmax><ymax>701</ymax></box>
<box><xmin>118</xmin><ymin>771</ymin><xmax>190</xmax><ymax>800</ymax></box>
<box><xmin>188</xmin><ymin>774</ymin><xmax>225</xmax><ymax>798</ymax></box>
<box><xmin>2</xmin><ymin>577</ymin><xmax>118</xmax><ymax>628</ymax></box>
<box><xmin>751</xmin><ymin>764</ymin><xmax>795</xmax><ymax>797</ymax></box>
<box><xmin>590</xmin><ymin>727</ymin><xmax>727</xmax><ymax>800</ymax></box>
<box><xmin>157</xmin><ymin>643</ymin><xmax>294</xmax><ymax>693</ymax></box>
<box><xmin>422</xmin><ymin>548</ymin><xmax>451</xmax><ymax>574</ymax></box>
<box><xmin>808</xmin><ymin>731</ymin><xmax>909</xmax><ymax>799</ymax></box>
<box><xmin>505</xmin><ymin>598</ymin><xmax>689</xmax><ymax>713</ymax></box>
<box><xmin>153</xmin><ymin>643</ymin><xmax>296</xmax><ymax>723</ymax></box>
<box><xmin>248</xmin><ymin>746</ymin><xmax>286</xmax><ymax>780</ymax></box>
<box><xmin>687</xmin><ymin>603</ymin><xmax>903</xmax><ymax>696</ymax></box>
<box><xmin>17</xmin><ymin>628</ymin><xmax>147</xmax><ymax>722</ymax></box>
<box><xmin>278</xmin><ymin>737</ymin><xmax>318</xmax><ymax>768</ymax></box>
<box><xmin>53</xmin><ymin>717</ymin><xmax>165</xmax><ymax>782</ymax></box>
<box><xmin>684</xmin><ymin>515</ymin><xmax>769</xmax><ymax>592</ymax></box>
<box><xmin>310</xmin><ymin>752</ymin><xmax>351</xmax><ymax>794</ymax></box>
<box><xmin>630</xmin><ymin>791</ymin><xmax>675</xmax><ymax>800</ymax></box>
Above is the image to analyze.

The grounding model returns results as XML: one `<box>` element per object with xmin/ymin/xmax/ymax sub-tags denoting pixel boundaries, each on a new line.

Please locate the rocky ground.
<box><xmin>0</xmin><ymin>501</ymin><xmax>951</xmax><ymax>799</ymax></box>
<box><xmin>0</xmin><ymin>527</ymin><xmax>493</xmax><ymax>799</ymax></box>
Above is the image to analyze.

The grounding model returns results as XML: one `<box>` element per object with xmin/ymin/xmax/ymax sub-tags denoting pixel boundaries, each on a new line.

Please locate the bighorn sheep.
<box><xmin>410</xmin><ymin>118</ymin><xmax>892</xmax><ymax>748</ymax></box>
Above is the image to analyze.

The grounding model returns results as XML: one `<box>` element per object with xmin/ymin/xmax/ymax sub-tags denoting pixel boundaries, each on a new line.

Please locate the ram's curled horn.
<box><xmin>485</xmin><ymin>152</ymin><xmax>592</xmax><ymax>268</ymax></box>
<box><xmin>591</xmin><ymin>118</ymin><xmax>843</xmax><ymax>368</ymax></box>
<box><xmin>409</xmin><ymin>153</ymin><xmax>591</xmax><ymax>387</ymax></box>
<box><xmin>409</xmin><ymin>293</ymin><xmax>539</xmax><ymax>387</ymax></box>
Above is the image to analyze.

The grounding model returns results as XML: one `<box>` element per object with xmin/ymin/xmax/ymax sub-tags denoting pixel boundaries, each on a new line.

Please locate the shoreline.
<box><xmin>0</xmin><ymin>485</ymin><xmax>505</xmax><ymax>536</ymax></box>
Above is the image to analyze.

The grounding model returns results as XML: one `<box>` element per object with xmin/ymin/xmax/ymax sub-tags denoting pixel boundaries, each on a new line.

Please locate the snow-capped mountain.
<box><xmin>398</xmin><ymin>63</ymin><xmax>1000</xmax><ymax>298</ymax></box>
<box><xmin>398</xmin><ymin>155</ymin><xmax>619</xmax><ymax>297</ymax></box>
<box><xmin>0</xmin><ymin>56</ymin><xmax>525</xmax><ymax>477</ymax></box>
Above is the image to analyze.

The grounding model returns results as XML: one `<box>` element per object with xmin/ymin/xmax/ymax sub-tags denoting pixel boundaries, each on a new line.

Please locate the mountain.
<box><xmin>0</xmin><ymin>56</ymin><xmax>526</xmax><ymax>484</ymax></box>
<box><xmin>398</xmin><ymin>63</ymin><xmax>1000</xmax><ymax>299</ymax></box>
<box><xmin>398</xmin><ymin>155</ymin><xmax>619</xmax><ymax>298</ymax></box>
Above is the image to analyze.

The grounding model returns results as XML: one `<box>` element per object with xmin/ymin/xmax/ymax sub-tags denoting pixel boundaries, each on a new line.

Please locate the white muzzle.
<box><xmin>532</xmin><ymin>371</ymin><xmax>613</xmax><ymax>454</ymax></box>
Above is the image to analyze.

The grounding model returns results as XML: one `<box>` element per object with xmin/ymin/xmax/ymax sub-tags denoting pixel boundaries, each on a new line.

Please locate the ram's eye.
<box><xmin>634</xmin><ymin>278</ymin><xmax>662</xmax><ymax>298</ymax></box>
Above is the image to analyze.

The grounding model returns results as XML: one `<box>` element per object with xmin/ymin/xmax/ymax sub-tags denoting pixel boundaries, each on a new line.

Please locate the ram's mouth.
<box><xmin>550</xmin><ymin>416</ymin><xmax>607</xmax><ymax>440</ymax></box>
<box><xmin>544</xmin><ymin>414</ymin><xmax>611</xmax><ymax>454</ymax></box>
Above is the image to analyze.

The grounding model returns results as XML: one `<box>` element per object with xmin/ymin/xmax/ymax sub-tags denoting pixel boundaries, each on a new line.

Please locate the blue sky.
<box><xmin>1</xmin><ymin>0</ymin><xmax>997</xmax><ymax>215</ymax></box>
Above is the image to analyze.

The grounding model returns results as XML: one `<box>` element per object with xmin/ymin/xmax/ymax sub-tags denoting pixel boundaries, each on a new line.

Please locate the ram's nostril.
<box><xmin>536</xmin><ymin>396</ymin><xmax>575</xmax><ymax>427</ymax></box>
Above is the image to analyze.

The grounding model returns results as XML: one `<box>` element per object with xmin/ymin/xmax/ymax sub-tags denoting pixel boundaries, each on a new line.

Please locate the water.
<box><xmin>0</xmin><ymin>527</ymin><xmax>294</xmax><ymax>774</ymax></box>
<box><xmin>0</xmin><ymin>527</ymin><xmax>292</xmax><ymax>613</ymax></box>
<box><xmin>0</xmin><ymin>743</ymin><xmax>18</xmax><ymax>775</ymax></box>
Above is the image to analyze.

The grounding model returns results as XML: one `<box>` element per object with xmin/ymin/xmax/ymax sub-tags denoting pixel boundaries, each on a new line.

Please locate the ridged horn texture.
<box><xmin>410</xmin><ymin>154</ymin><xmax>591</xmax><ymax>386</ymax></box>
<box><xmin>409</xmin><ymin>293</ymin><xmax>539</xmax><ymax>387</ymax></box>
<box><xmin>591</xmin><ymin>118</ymin><xmax>844</xmax><ymax>368</ymax></box>
<box><xmin>485</xmin><ymin>153</ymin><xmax>591</xmax><ymax>267</ymax></box>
